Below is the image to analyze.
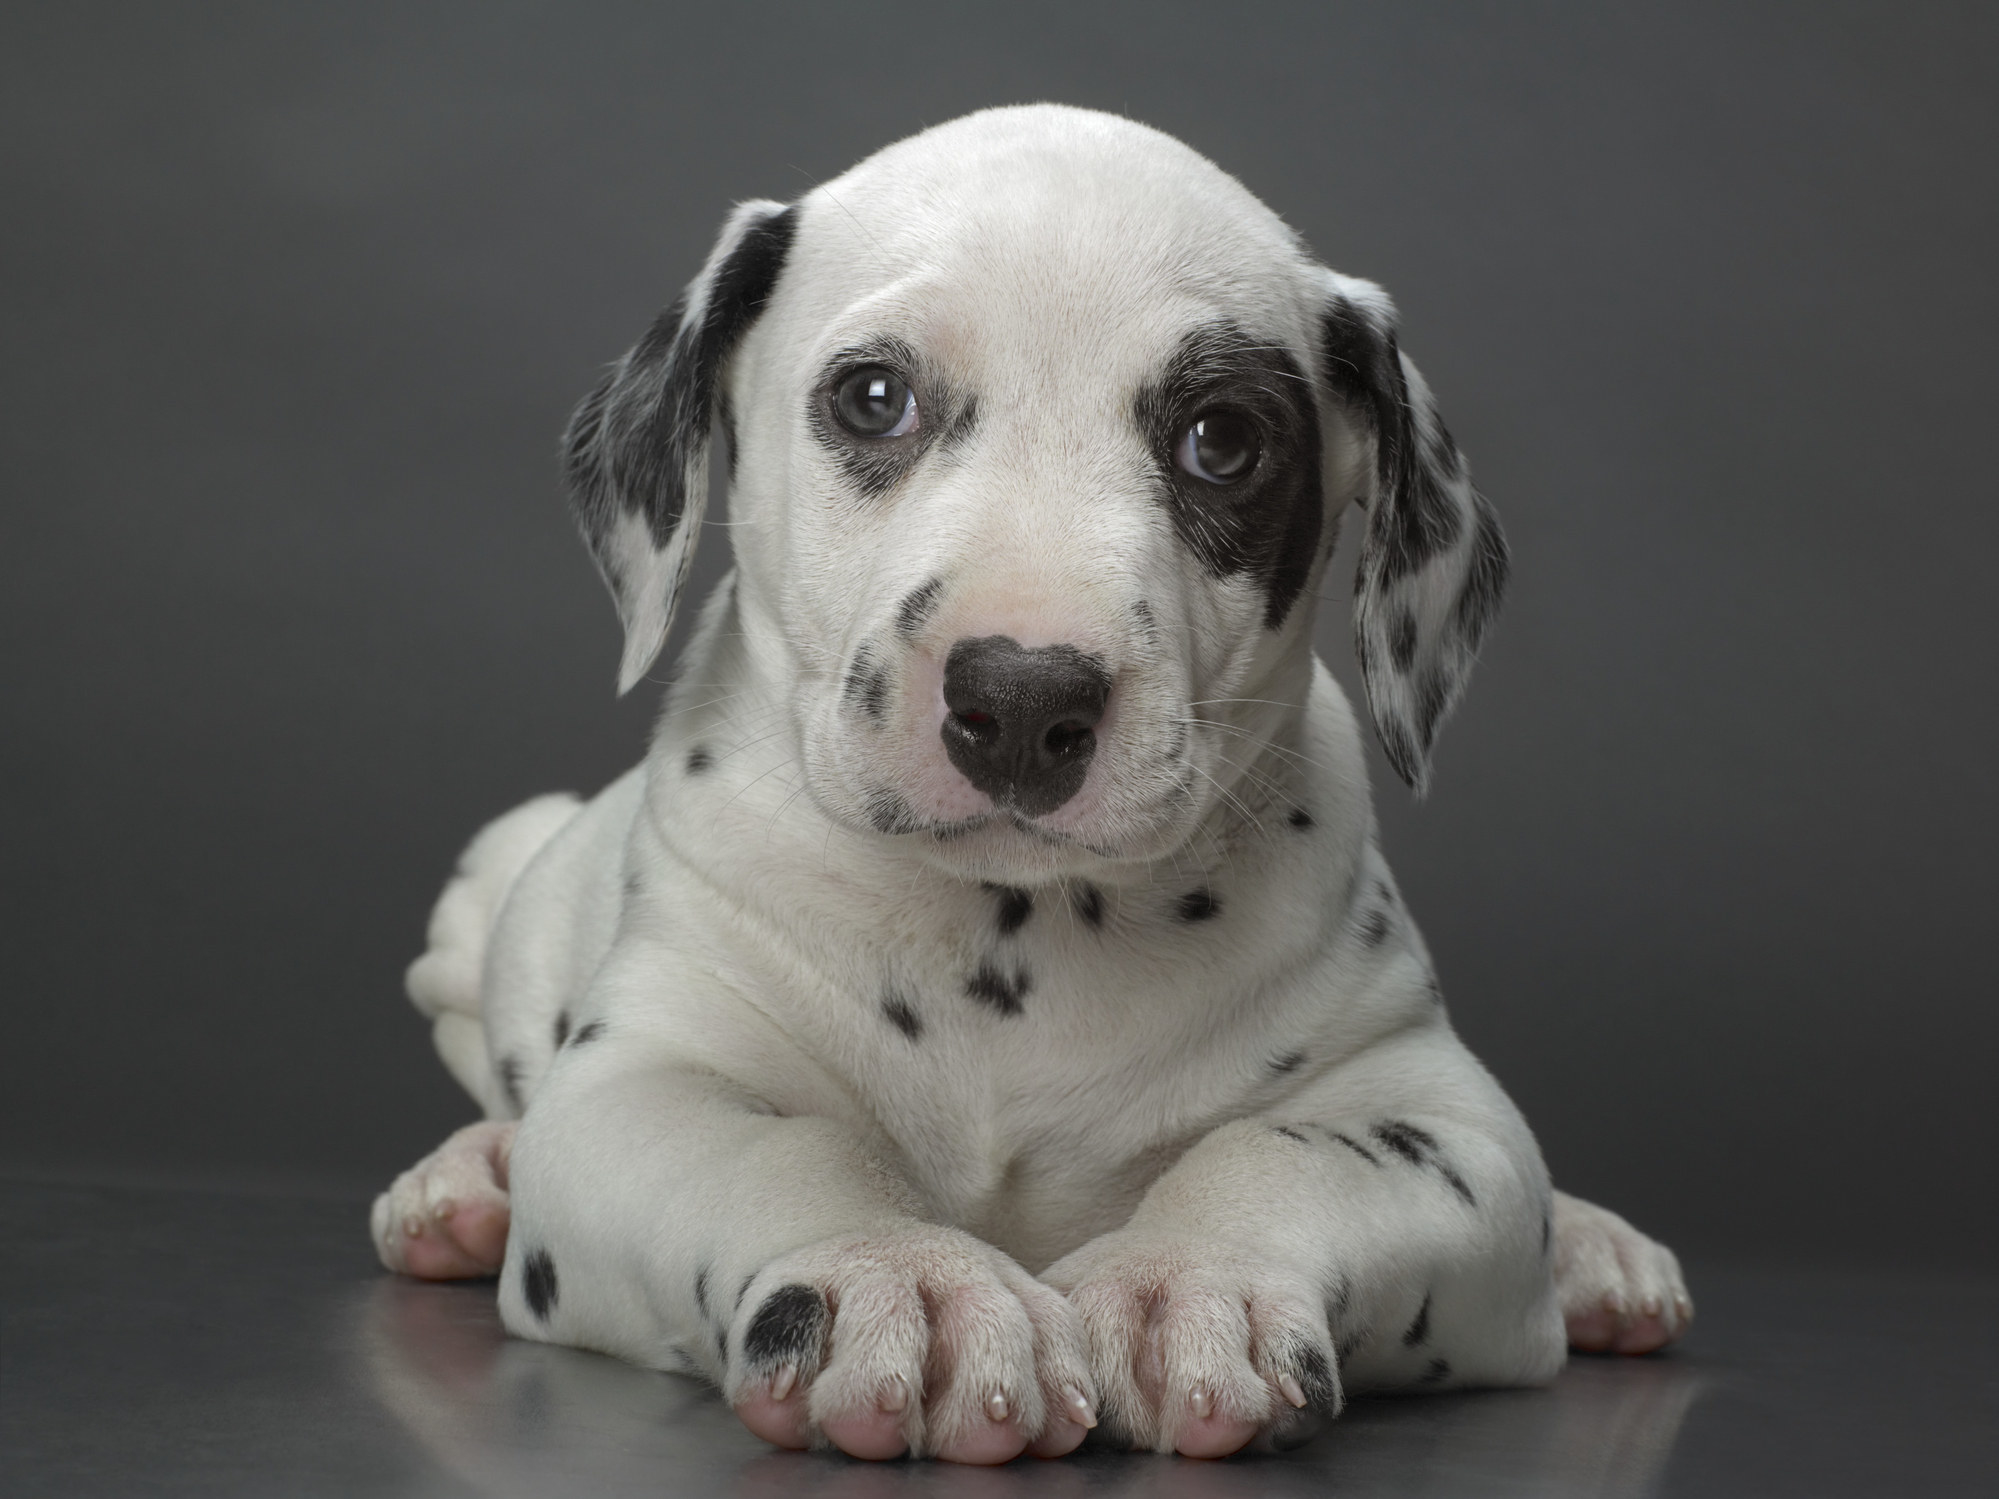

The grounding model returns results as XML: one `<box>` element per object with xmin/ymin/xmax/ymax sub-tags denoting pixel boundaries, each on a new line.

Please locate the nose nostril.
<box><xmin>1044</xmin><ymin>720</ymin><xmax>1094</xmax><ymax>756</ymax></box>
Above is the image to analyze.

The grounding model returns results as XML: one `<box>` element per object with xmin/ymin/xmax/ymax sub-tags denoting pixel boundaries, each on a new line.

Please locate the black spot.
<box><xmin>742</xmin><ymin>1283</ymin><xmax>827</xmax><ymax>1369</ymax></box>
<box><xmin>843</xmin><ymin>648</ymin><xmax>889</xmax><ymax>724</ymax></box>
<box><xmin>624</xmin><ymin>872</ymin><xmax>643</xmax><ymax>898</ymax></box>
<box><xmin>1453</xmin><ymin>493</ymin><xmax>1510</xmax><ymax>654</ymax></box>
<box><xmin>1542</xmin><ymin>1206</ymin><xmax>1554</xmax><ymax>1258</ymax></box>
<box><xmin>1420</xmin><ymin>1358</ymin><xmax>1451</xmax><ymax>1385</ymax></box>
<box><xmin>987</xmin><ymin>884</ymin><xmax>1033</xmax><ymax>935</ymax></box>
<box><xmin>1403</xmin><ymin>1293</ymin><xmax>1432</xmax><ymax>1347</ymax></box>
<box><xmin>694</xmin><ymin>1263</ymin><xmax>711</xmax><ymax>1318</ymax></box>
<box><xmin>521</xmin><ymin>1248</ymin><xmax>558</xmax><ymax>1321</ymax></box>
<box><xmin>1390</xmin><ymin>608</ymin><xmax>1419</xmax><ymax>672</ymax></box>
<box><xmin>1371</xmin><ymin>1119</ymin><xmax>1439</xmax><ymax>1166</ymax></box>
<box><xmin>1274</xmin><ymin>1125</ymin><xmax>1311</xmax><ymax>1144</ymax></box>
<box><xmin>714</xmin><ymin>1324</ymin><xmax>728</xmax><ymax>1362</ymax></box>
<box><xmin>1359</xmin><ymin>905</ymin><xmax>1393</xmax><ymax>948</ymax></box>
<box><xmin>686</xmin><ymin>745</ymin><xmax>713</xmax><ymax>775</ymax></box>
<box><xmin>1268</xmin><ymin>1339</ymin><xmax>1342</xmax><ymax>1449</ymax></box>
<box><xmin>1425</xmin><ymin>971</ymin><xmax>1445</xmax><ymax>1006</ymax></box>
<box><xmin>864</xmin><ymin>786</ymin><xmax>921</xmax><ymax>834</ymax></box>
<box><xmin>1177</xmin><ymin>888</ymin><xmax>1221</xmax><ymax>922</ymax></box>
<box><xmin>1329</xmin><ymin>1131</ymin><xmax>1380</xmax><ymax>1167</ymax></box>
<box><xmin>895</xmin><ymin>578</ymin><xmax>944</xmax><ymax>637</ymax></box>
<box><xmin>1288</xmin><ymin>807</ymin><xmax>1314</xmax><ymax>830</ymax></box>
<box><xmin>1074</xmin><ymin>882</ymin><xmax>1104</xmax><ymax>928</ymax></box>
<box><xmin>1295</xmin><ymin>1344</ymin><xmax>1339</xmax><ymax>1408</ymax></box>
<box><xmin>1132</xmin><ymin>599</ymin><xmax>1158</xmax><ymax>638</ymax></box>
<box><xmin>1336</xmin><ymin>1330</ymin><xmax>1368</xmax><ymax>1364</ymax></box>
<box><xmin>881</xmin><ymin>990</ymin><xmax>923</xmax><ymax>1040</ymax></box>
<box><xmin>1270</xmin><ymin>1049</ymin><xmax>1308</xmax><ymax>1076</ymax></box>
<box><xmin>1432</xmin><ymin>1161</ymin><xmax>1476</xmax><ymax>1207</ymax></box>
<box><xmin>735</xmin><ymin>1273</ymin><xmax>754</xmax><ymax>1312</ymax></box>
<box><xmin>553</xmin><ymin>1012</ymin><xmax>570</xmax><ymax>1050</ymax></box>
<box><xmin>1135</xmin><ymin>322</ymin><xmax>1325</xmax><ymax>630</ymax></box>
<box><xmin>498</xmin><ymin>1055</ymin><xmax>524</xmax><ymax>1114</ymax></box>
<box><xmin>569</xmin><ymin>1020</ymin><xmax>605</xmax><ymax>1048</ymax></box>
<box><xmin>1370</xmin><ymin>1120</ymin><xmax>1477</xmax><ymax>1207</ymax></box>
<box><xmin>964</xmin><ymin>961</ymin><xmax>1029</xmax><ymax>1016</ymax></box>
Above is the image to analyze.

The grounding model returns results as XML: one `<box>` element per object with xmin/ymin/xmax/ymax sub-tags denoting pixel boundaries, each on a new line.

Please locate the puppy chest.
<box><xmin>826</xmin><ymin>898</ymin><xmax>1272</xmax><ymax>1250</ymax></box>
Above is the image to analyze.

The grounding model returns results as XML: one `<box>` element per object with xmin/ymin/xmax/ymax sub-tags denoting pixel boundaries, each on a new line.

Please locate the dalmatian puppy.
<box><xmin>371</xmin><ymin>105</ymin><xmax>1691</xmax><ymax>1463</ymax></box>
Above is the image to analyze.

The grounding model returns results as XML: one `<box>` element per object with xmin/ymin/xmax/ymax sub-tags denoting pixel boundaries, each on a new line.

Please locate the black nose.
<box><xmin>941</xmin><ymin>636</ymin><xmax>1112</xmax><ymax>816</ymax></box>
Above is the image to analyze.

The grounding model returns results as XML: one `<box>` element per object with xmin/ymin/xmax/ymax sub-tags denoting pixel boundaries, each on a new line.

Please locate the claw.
<box><xmin>1278</xmin><ymin>1372</ymin><xmax>1308</xmax><ymax>1408</ymax></box>
<box><xmin>770</xmin><ymin>1363</ymin><xmax>797</xmax><ymax>1402</ymax></box>
<box><xmin>1065</xmin><ymin>1385</ymin><xmax>1097</xmax><ymax>1428</ymax></box>
<box><xmin>986</xmin><ymin>1391</ymin><xmax>1009</xmax><ymax>1422</ymax></box>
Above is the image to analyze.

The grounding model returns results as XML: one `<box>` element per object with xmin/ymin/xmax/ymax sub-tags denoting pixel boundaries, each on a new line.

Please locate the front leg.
<box><xmin>499</xmin><ymin>979</ymin><xmax>1096</xmax><ymax>1464</ymax></box>
<box><xmin>1042</xmin><ymin>1024</ymin><xmax>1565</xmax><ymax>1456</ymax></box>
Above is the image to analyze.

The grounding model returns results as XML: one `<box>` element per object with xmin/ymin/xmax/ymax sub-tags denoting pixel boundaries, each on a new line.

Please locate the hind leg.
<box><xmin>372</xmin><ymin>1121</ymin><xmax>516</xmax><ymax>1279</ymax></box>
<box><xmin>1552</xmin><ymin>1190</ymin><xmax>1692</xmax><ymax>1354</ymax></box>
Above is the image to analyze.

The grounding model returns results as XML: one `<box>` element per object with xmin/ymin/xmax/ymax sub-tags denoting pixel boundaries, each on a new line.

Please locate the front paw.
<box><xmin>1042</xmin><ymin>1233</ymin><xmax>1340</xmax><ymax>1457</ymax></box>
<box><xmin>370</xmin><ymin>1121</ymin><xmax>515</xmax><ymax>1279</ymax></box>
<box><xmin>724</xmin><ymin>1226</ymin><xmax>1098</xmax><ymax>1464</ymax></box>
<box><xmin>1552</xmin><ymin>1191</ymin><xmax>1693</xmax><ymax>1354</ymax></box>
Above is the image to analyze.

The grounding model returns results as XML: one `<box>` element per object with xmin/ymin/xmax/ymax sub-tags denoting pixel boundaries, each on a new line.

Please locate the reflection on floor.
<box><xmin>4</xmin><ymin>1177</ymin><xmax>1993</xmax><ymax>1497</ymax></box>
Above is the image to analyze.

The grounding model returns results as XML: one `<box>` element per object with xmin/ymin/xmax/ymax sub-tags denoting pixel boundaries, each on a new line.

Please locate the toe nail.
<box><xmin>1279</xmin><ymin>1373</ymin><xmax>1308</xmax><ymax>1409</ymax></box>
<box><xmin>433</xmin><ymin>1198</ymin><xmax>456</xmax><ymax>1220</ymax></box>
<box><xmin>402</xmin><ymin>1215</ymin><xmax>423</xmax><ymax>1239</ymax></box>
<box><xmin>1642</xmin><ymin>1295</ymin><xmax>1662</xmax><ymax>1318</ymax></box>
<box><xmin>1189</xmin><ymin>1388</ymin><xmax>1212</xmax><ymax>1420</ymax></box>
<box><xmin>986</xmin><ymin>1391</ymin><xmax>1009</xmax><ymax>1422</ymax></box>
<box><xmin>770</xmin><ymin>1363</ymin><xmax>797</xmax><ymax>1402</ymax></box>
<box><xmin>1066</xmin><ymin>1385</ymin><xmax>1097</xmax><ymax>1428</ymax></box>
<box><xmin>880</xmin><ymin>1375</ymin><xmax>908</xmax><ymax>1413</ymax></box>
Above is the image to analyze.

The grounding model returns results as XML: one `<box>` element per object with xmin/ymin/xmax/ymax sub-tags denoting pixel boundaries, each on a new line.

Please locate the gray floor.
<box><xmin>2</xmin><ymin>1178</ymin><xmax>1992</xmax><ymax>1498</ymax></box>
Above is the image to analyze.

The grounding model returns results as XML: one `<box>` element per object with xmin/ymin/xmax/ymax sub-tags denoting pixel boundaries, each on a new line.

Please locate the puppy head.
<box><xmin>565</xmin><ymin>106</ymin><xmax>1507</xmax><ymax>880</ymax></box>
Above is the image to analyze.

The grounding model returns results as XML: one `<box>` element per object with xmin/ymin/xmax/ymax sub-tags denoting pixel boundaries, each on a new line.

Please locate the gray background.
<box><xmin>4</xmin><ymin>1</ymin><xmax>1993</xmax><ymax>1271</ymax></box>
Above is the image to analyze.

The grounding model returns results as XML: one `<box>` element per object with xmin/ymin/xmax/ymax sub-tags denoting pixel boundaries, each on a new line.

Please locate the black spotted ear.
<box><xmin>564</xmin><ymin>199</ymin><xmax>798</xmax><ymax>693</ymax></box>
<box><xmin>1316</xmin><ymin>270</ymin><xmax>1509</xmax><ymax>795</ymax></box>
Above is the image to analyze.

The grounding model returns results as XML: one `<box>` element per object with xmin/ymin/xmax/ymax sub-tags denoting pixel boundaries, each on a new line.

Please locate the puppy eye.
<box><xmin>1175</xmin><ymin>409</ymin><xmax>1261</xmax><ymax>484</ymax></box>
<box><xmin>833</xmin><ymin>366</ymin><xmax>919</xmax><ymax>438</ymax></box>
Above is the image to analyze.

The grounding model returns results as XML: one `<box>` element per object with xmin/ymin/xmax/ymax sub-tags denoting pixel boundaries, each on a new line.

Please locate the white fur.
<box><xmin>376</xmin><ymin>105</ymin><xmax>1688</xmax><ymax>1458</ymax></box>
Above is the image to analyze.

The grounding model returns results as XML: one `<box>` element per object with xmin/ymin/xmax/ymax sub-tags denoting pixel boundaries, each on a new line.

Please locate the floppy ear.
<box><xmin>1316</xmin><ymin>270</ymin><xmax>1510</xmax><ymax>795</ymax></box>
<box><xmin>564</xmin><ymin>199</ymin><xmax>798</xmax><ymax>693</ymax></box>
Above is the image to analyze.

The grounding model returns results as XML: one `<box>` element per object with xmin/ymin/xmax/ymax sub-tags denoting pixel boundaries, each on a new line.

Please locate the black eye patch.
<box><xmin>1134</xmin><ymin>323</ymin><xmax>1324</xmax><ymax>630</ymax></box>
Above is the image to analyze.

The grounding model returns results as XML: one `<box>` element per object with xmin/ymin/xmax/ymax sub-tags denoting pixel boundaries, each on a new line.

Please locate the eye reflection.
<box><xmin>833</xmin><ymin>366</ymin><xmax>919</xmax><ymax>438</ymax></box>
<box><xmin>1176</xmin><ymin>409</ymin><xmax>1261</xmax><ymax>484</ymax></box>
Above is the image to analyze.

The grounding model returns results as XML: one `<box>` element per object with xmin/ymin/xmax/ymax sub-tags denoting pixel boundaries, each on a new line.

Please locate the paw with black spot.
<box><xmin>725</xmin><ymin>1226</ymin><xmax>1097</xmax><ymax>1463</ymax></box>
<box><xmin>1552</xmin><ymin>1191</ymin><xmax>1693</xmax><ymax>1354</ymax></box>
<box><xmin>1041</xmin><ymin>1232</ymin><xmax>1343</xmax><ymax>1456</ymax></box>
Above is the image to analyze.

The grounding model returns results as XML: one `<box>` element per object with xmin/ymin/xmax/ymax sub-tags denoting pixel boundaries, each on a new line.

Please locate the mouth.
<box><xmin>899</xmin><ymin>808</ymin><xmax>1122</xmax><ymax>860</ymax></box>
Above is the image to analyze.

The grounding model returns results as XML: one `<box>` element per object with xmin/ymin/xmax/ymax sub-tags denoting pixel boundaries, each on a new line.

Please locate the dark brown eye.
<box><xmin>1175</xmin><ymin>409</ymin><xmax>1261</xmax><ymax>484</ymax></box>
<box><xmin>833</xmin><ymin>366</ymin><xmax>919</xmax><ymax>438</ymax></box>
